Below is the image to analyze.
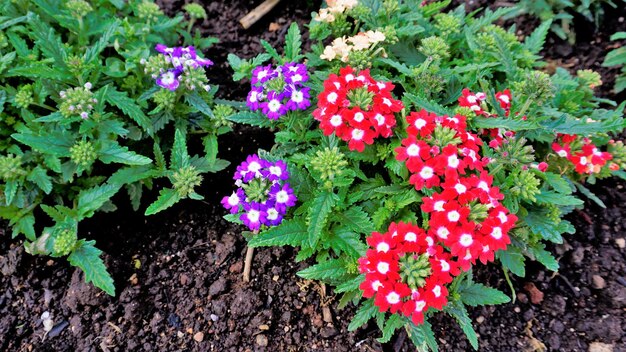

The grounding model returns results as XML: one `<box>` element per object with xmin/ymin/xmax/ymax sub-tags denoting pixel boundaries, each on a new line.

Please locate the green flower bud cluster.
<box><xmin>0</xmin><ymin>154</ymin><xmax>26</xmax><ymax>181</ymax></box>
<box><xmin>70</xmin><ymin>140</ymin><xmax>97</xmax><ymax>167</ymax></box>
<box><xmin>419</xmin><ymin>36</ymin><xmax>449</xmax><ymax>61</ymax></box>
<box><xmin>52</xmin><ymin>228</ymin><xmax>78</xmax><ymax>256</ymax></box>
<box><xmin>411</xmin><ymin>71</ymin><xmax>444</xmax><ymax>99</ymax></box>
<box><xmin>14</xmin><ymin>85</ymin><xmax>34</xmax><ymax>109</ymax></box>
<box><xmin>65</xmin><ymin>55</ymin><xmax>89</xmax><ymax>77</ymax></box>
<box><xmin>434</xmin><ymin>13</ymin><xmax>462</xmax><ymax>37</ymax></box>
<box><xmin>143</xmin><ymin>55</ymin><xmax>169</xmax><ymax>78</ymax></box>
<box><xmin>509</xmin><ymin>169</ymin><xmax>540</xmax><ymax>202</ymax></box>
<box><xmin>455</xmin><ymin>106</ymin><xmax>475</xmax><ymax>117</ymax></box>
<box><xmin>0</xmin><ymin>31</ymin><xmax>8</xmax><ymax>49</ymax></box>
<box><xmin>477</xmin><ymin>25</ymin><xmax>518</xmax><ymax>50</ymax></box>
<box><xmin>172</xmin><ymin>166</ymin><xmax>203</xmax><ymax>197</ymax></box>
<box><xmin>347</xmin><ymin>50</ymin><xmax>375</xmax><ymax>70</ymax></box>
<box><xmin>184</xmin><ymin>3</ymin><xmax>207</xmax><ymax>20</ymax></box>
<box><xmin>65</xmin><ymin>0</ymin><xmax>93</xmax><ymax>19</ymax></box>
<box><xmin>498</xmin><ymin>137</ymin><xmax>535</xmax><ymax>165</ymax></box>
<box><xmin>577</xmin><ymin>69</ymin><xmax>602</xmax><ymax>89</ymax></box>
<box><xmin>152</xmin><ymin>89</ymin><xmax>177</xmax><ymax>110</ymax></box>
<box><xmin>180</xmin><ymin>67</ymin><xmax>210</xmax><ymax>92</ymax></box>
<box><xmin>608</xmin><ymin>140</ymin><xmax>626</xmax><ymax>170</ymax></box>
<box><xmin>513</xmin><ymin>71</ymin><xmax>555</xmax><ymax>106</ymax></box>
<box><xmin>212</xmin><ymin>104</ymin><xmax>235</xmax><ymax>129</ymax></box>
<box><xmin>545</xmin><ymin>203</ymin><xmax>562</xmax><ymax>225</ymax></box>
<box><xmin>399</xmin><ymin>253</ymin><xmax>432</xmax><ymax>290</ymax></box>
<box><xmin>136</xmin><ymin>0</ymin><xmax>163</xmax><ymax>22</ymax></box>
<box><xmin>309</xmin><ymin>147</ymin><xmax>349</xmax><ymax>183</ymax></box>
<box><xmin>347</xmin><ymin>87</ymin><xmax>374</xmax><ymax>110</ymax></box>
<box><xmin>59</xmin><ymin>83</ymin><xmax>97</xmax><ymax>119</ymax></box>
<box><xmin>432</xmin><ymin>125</ymin><xmax>461</xmax><ymax>147</ymax></box>
<box><xmin>121</xmin><ymin>75</ymin><xmax>141</xmax><ymax>95</ymax></box>
<box><xmin>469</xmin><ymin>202</ymin><xmax>490</xmax><ymax>223</ymax></box>
<box><xmin>381</xmin><ymin>25</ymin><xmax>398</xmax><ymax>45</ymax></box>
<box><xmin>382</xmin><ymin>0</ymin><xmax>399</xmax><ymax>14</ymax></box>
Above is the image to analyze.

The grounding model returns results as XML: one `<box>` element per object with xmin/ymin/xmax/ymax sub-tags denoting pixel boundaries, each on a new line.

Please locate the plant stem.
<box><xmin>502</xmin><ymin>266</ymin><xmax>516</xmax><ymax>303</ymax></box>
<box><xmin>243</xmin><ymin>246</ymin><xmax>255</xmax><ymax>282</ymax></box>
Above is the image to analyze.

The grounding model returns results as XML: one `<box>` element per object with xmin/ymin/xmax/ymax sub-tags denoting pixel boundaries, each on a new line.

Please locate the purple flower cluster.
<box><xmin>247</xmin><ymin>62</ymin><xmax>311</xmax><ymax>120</ymax></box>
<box><xmin>222</xmin><ymin>155</ymin><xmax>297</xmax><ymax>231</ymax></box>
<box><xmin>153</xmin><ymin>44</ymin><xmax>213</xmax><ymax>91</ymax></box>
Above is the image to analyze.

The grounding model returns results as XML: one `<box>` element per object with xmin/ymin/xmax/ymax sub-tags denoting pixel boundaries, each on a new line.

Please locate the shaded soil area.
<box><xmin>1</xmin><ymin>1</ymin><xmax>625</xmax><ymax>352</ymax></box>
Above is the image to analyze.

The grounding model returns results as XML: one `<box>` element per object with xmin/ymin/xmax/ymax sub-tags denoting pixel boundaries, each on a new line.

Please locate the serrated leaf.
<box><xmin>15</xmin><ymin>214</ymin><xmax>36</xmax><ymax>241</ymax></box>
<box><xmin>524</xmin><ymin>209</ymin><xmax>574</xmax><ymax>243</ymax></box>
<box><xmin>296</xmin><ymin>258</ymin><xmax>347</xmax><ymax>281</ymax></box>
<box><xmin>248</xmin><ymin>219</ymin><xmax>307</xmax><ymax>247</ymax></box>
<box><xmin>544</xmin><ymin>172</ymin><xmax>572</xmax><ymax>194</ymax></box>
<box><xmin>307</xmin><ymin>191</ymin><xmax>338</xmax><ymax>248</ymax></box>
<box><xmin>99</xmin><ymin>142</ymin><xmax>152</xmax><ymax>165</ymax></box>
<box><xmin>105</xmin><ymin>86</ymin><xmax>151</xmax><ymax>131</ymax></box>
<box><xmin>84</xmin><ymin>20</ymin><xmax>119</xmax><ymax>63</ymax></box>
<box><xmin>12</xmin><ymin>132</ymin><xmax>72</xmax><ymax>156</ymax></box>
<box><xmin>171</xmin><ymin>129</ymin><xmax>189</xmax><ymax>169</ymax></box>
<box><xmin>472</xmin><ymin>117</ymin><xmax>539</xmax><ymax>131</ymax></box>
<box><xmin>152</xmin><ymin>15</ymin><xmax>184</xmax><ymax>31</ymax></box>
<box><xmin>574</xmin><ymin>181</ymin><xmax>606</xmax><ymax>208</ymax></box>
<box><xmin>203</xmin><ymin>134</ymin><xmax>218</xmax><ymax>164</ymax></box>
<box><xmin>284</xmin><ymin>22</ymin><xmax>302</xmax><ymax>62</ymax></box>
<box><xmin>524</xmin><ymin>20</ymin><xmax>551</xmax><ymax>54</ymax></box>
<box><xmin>497</xmin><ymin>247</ymin><xmax>526</xmax><ymax>277</ymax></box>
<box><xmin>330</xmin><ymin>226</ymin><xmax>367</xmax><ymax>258</ymax></box>
<box><xmin>378</xmin><ymin>314</ymin><xmax>405</xmax><ymax>343</ymax></box>
<box><xmin>334</xmin><ymin>206</ymin><xmax>374</xmax><ymax>235</ymax></box>
<box><xmin>145</xmin><ymin>188</ymin><xmax>181</xmax><ymax>215</ymax></box>
<box><xmin>68</xmin><ymin>240</ymin><xmax>115</xmax><ymax>296</ymax></box>
<box><xmin>27</xmin><ymin>166</ymin><xmax>52</xmax><ymax>194</ymax></box>
<box><xmin>407</xmin><ymin>320</ymin><xmax>439</xmax><ymax>352</ymax></box>
<box><xmin>77</xmin><ymin>184</ymin><xmax>121</xmax><ymax>218</ymax></box>
<box><xmin>527</xmin><ymin>243</ymin><xmax>559</xmax><ymax>271</ymax></box>
<box><xmin>459</xmin><ymin>283</ymin><xmax>510</xmax><ymax>306</ymax></box>
<box><xmin>260</xmin><ymin>39</ymin><xmax>281</xmax><ymax>61</ymax></box>
<box><xmin>226</xmin><ymin>111</ymin><xmax>273</xmax><ymax>127</ymax></box>
<box><xmin>29</xmin><ymin>18</ymin><xmax>66</xmax><ymax>66</ymax></box>
<box><xmin>348</xmin><ymin>298</ymin><xmax>378</xmax><ymax>331</ymax></box>
<box><xmin>185</xmin><ymin>91</ymin><xmax>215</xmax><ymax>118</ymax></box>
<box><xmin>445</xmin><ymin>301</ymin><xmax>478</xmax><ymax>350</ymax></box>
<box><xmin>535</xmin><ymin>191</ymin><xmax>583</xmax><ymax>206</ymax></box>
<box><xmin>404</xmin><ymin>93</ymin><xmax>453</xmax><ymax>116</ymax></box>
<box><xmin>335</xmin><ymin>274</ymin><xmax>365</xmax><ymax>293</ymax></box>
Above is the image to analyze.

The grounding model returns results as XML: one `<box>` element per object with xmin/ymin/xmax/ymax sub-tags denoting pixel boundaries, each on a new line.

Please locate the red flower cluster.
<box><xmin>358</xmin><ymin>222</ymin><xmax>459</xmax><ymax>325</ymax></box>
<box><xmin>313</xmin><ymin>66</ymin><xmax>403</xmax><ymax>152</ymax></box>
<box><xmin>459</xmin><ymin>88</ymin><xmax>514</xmax><ymax>148</ymax></box>
<box><xmin>552</xmin><ymin>134</ymin><xmax>615</xmax><ymax>174</ymax></box>
<box><xmin>395</xmin><ymin>109</ymin><xmax>488</xmax><ymax>191</ymax></box>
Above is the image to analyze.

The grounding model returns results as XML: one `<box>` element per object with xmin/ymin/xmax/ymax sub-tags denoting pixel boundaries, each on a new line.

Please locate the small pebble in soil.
<box><xmin>524</xmin><ymin>283</ymin><xmax>545</xmax><ymax>304</ymax></box>
<box><xmin>256</xmin><ymin>334</ymin><xmax>268</xmax><ymax>347</ymax></box>
<box><xmin>615</xmin><ymin>238</ymin><xmax>625</xmax><ymax>249</ymax></box>
<box><xmin>210</xmin><ymin>314</ymin><xmax>219</xmax><ymax>322</ymax></box>
<box><xmin>259</xmin><ymin>324</ymin><xmax>269</xmax><ymax>330</ymax></box>
<box><xmin>193</xmin><ymin>332</ymin><xmax>204</xmax><ymax>342</ymax></box>
<box><xmin>476</xmin><ymin>316</ymin><xmax>485</xmax><ymax>324</ymax></box>
<box><xmin>48</xmin><ymin>321</ymin><xmax>69</xmax><ymax>338</ymax></box>
<box><xmin>588</xmin><ymin>342</ymin><xmax>614</xmax><ymax>352</ymax></box>
<box><xmin>591</xmin><ymin>275</ymin><xmax>606</xmax><ymax>289</ymax></box>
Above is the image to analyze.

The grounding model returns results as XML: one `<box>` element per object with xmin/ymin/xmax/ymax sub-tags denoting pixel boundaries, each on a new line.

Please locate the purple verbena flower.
<box><xmin>246</xmin><ymin>86</ymin><xmax>264</xmax><ymax>110</ymax></box>
<box><xmin>267</xmin><ymin>160</ymin><xmax>289</xmax><ymax>181</ymax></box>
<box><xmin>221</xmin><ymin>189</ymin><xmax>245</xmax><ymax>214</ymax></box>
<box><xmin>234</xmin><ymin>154</ymin><xmax>268</xmax><ymax>182</ymax></box>
<box><xmin>251</xmin><ymin>65</ymin><xmax>277</xmax><ymax>85</ymax></box>
<box><xmin>270</xmin><ymin>183</ymin><xmax>297</xmax><ymax>212</ymax></box>
<box><xmin>262</xmin><ymin>90</ymin><xmax>288</xmax><ymax>120</ymax></box>
<box><xmin>263</xmin><ymin>203</ymin><xmax>284</xmax><ymax>226</ymax></box>
<box><xmin>156</xmin><ymin>69</ymin><xmax>181</xmax><ymax>91</ymax></box>
<box><xmin>285</xmin><ymin>86</ymin><xmax>311</xmax><ymax>111</ymax></box>
<box><xmin>281</xmin><ymin>62</ymin><xmax>309</xmax><ymax>85</ymax></box>
<box><xmin>240</xmin><ymin>202</ymin><xmax>266</xmax><ymax>231</ymax></box>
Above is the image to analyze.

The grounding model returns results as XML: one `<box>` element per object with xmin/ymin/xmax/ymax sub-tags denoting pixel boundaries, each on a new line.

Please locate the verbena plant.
<box><xmin>506</xmin><ymin>0</ymin><xmax>626</xmax><ymax>43</ymax></box>
<box><xmin>0</xmin><ymin>0</ymin><xmax>232</xmax><ymax>295</ymax></box>
<box><xmin>225</xmin><ymin>0</ymin><xmax>626</xmax><ymax>349</ymax></box>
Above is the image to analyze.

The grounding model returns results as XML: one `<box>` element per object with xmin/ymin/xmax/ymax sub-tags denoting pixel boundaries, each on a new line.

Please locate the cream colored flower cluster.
<box><xmin>314</xmin><ymin>0</ymin><xmax>358</xmax><ymax>23</ymax></box>
<box><xmin>320</xmin><ymin>30</ymin><xmax>386</xmax><ymax>62</ymax></box>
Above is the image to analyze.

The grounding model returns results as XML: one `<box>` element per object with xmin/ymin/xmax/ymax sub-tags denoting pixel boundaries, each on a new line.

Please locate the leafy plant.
<box><xmin>603</xmin><ymin>31</ymin><xmax>626</xmax><ymax>94</ymax></box>
<box><xmin>507</xmin><ymin>0</ymin><xmax>626</xmax><ymax>43</ymax></box>
<box><xmin>225</xmin><ymin>0</ymin><xmax>625</xmax><ymax>350</ymax></box>
<box><xmin>0</xmin><ymin>0</ymin><xmax>231</xmax><ymax>295</ymax></box>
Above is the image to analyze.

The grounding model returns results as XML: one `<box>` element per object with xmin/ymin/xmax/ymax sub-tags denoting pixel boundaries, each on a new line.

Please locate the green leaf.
<box><xmin>524</xmin><ymin>20</ymin><xmax>552</xmax><ymax>54</ymax></box>
<box><xmin>171</xmin><ymin>129</ymin><xmax>189</xmax><ymax>169</ymax></box>
<box><xmin>535</xmin><ymin>191</ymin><xmax>583</xmax><ymax>206</ymax></box>
<box><xmin>185</xmin><ymin>92</ymin><xmax>215</xmax><ymax>118</ymax></box>
<box><xmin>68</xmin><ymin>240</ymin><xmax>115</xmax><ymax>296</ymax></box>
<box><xmin>497</xmin><ymin>247</ymin><xmax>526</xmax><ymax>277</ymax></box>
<box><xmin>348</xmin><ymin>298</ymin><xmax>377</xmax><ymax>331</ymax></box>
<box><xmin>248</xmin><ymin>219</ymin><xmax>307</xmax><ymax>247</ymax></box>
<box><xmin>77</xmin><ymin>184</ymin><xmax>121</xmax><ymax>218</ymax></box>
<box><xmin>407</xmin><ymin>320</ymin><xmax>439</xmax><ymax>352</ymax></box>
<box><xmin>203</xmin><ymin>134</ymin><xmax>218</xmax><ymax>164</ymax></box>
<box><xmin>15</xmin><ymin>214</ymin><xmax>36</xmax><ymax>241</ymax></box>
<box><xmin>378</xmin><ymin>314</ymin><xmax>405</xmax><ymax>343</ymax></box>
<box><xmin>4</xmin><ymin>180</ymin><xmax>18</xmax><ymax>206</ymax></box>
<box><xmin>335</xmin><ymin>274</ymin><xmax>365</xmax><ymax>293</ymax></box>
<box><xmin>27</xmin><ymin>166</ymin><xmax>52</xmax><ymax>194</ymax></box>
<box><xmin>524</xmin><ymin>209</ymin><xmax>574</xmax><ymax>243</ymax></box>
<box><xmin>260</xmin><ymin>39</ymin><xmax>281</xmax><ymax>61</ymax></box>
<box><xmin>296</xmin><ymin>258</ymin><xmax>347</xmax><ymax>281</ymax></box>
<box><xmin>544</xmin><ymin>172</ymin><xmax>572</xmax><ymax>194</ymax></box>
<box><xmin>226</xmin><ymin>111</ymin><xmax>273</xmax><ymax>127</ymax></box>
<box><xmin>99</xmin><ymin>142</ymin><xmax>152</xmax><ymax>165</ymax></box>
<box><xmin>84</xmin><ymin>20</ymin><xmax>119</xmax><ymax>63</ymax></box>
<box><xmin>527</xmin><ymin>243</ymin><xmax>559</xmax><ymax>271</ymax></box>
<box><xmin>574</xmin><ymin>181</ymin><xmax>606</xmax><ymax>208</ymax></box>
<box><xmin>472</xmin><ymin>117</ymin><xmax>539</xmax><ymax>131</ymax></box>
<box><xmin>29</xmin><ymin>17</ymin><xmax>67</xmax><ymax>66</ymax></box>
<box><xmin>404</xmin><ymin>93</ymin><xmax>453</xmax><ymax>116</ymax></box>
<box><xmin>145</xmin><ymin>188</ymin><xmax>181</xmax><ymax>216</ymax></box>
<box><xmin>152</xmin><ymin>15</ymin><xmax>184</xmax><ymax>31</ymax></box>
<box><xmin>284</xmin><ymin>22</ymin><xmax>302</xmax><ymax>62</ymax></box>
<box><xmin>330</xmin><ymin>226</ymin><xmax>367</xmax><ymax>258</ymax></box>
<box><xmin>307</xmin><ymin>191</ymin><xmax>338</xmax><ymax>248</ymax></box>
<box><xmin>11</xmin><ymin>132</ymin><xmax>72</xmax><ymax>156</ymax></box>
<box><xmin>445</xmin><ymin>301</ymin><xmax>478</xmax><ymax>350</ymax></box>
<box><xmin>334</xmin><ymin>206</ymin><xmax>374</xmax><ymax>235</ymax></box>
<box><xmin>459</xmin><ymin>283</ymin><xmax>510</xmax><ymax>306</ymax></box>
<box><xmin>0</xmin><ymin>12</ymin><xmax>33</xmax><ymax>30</ymax></box>
<box><xmin>105</xmin><ymin>86</ymin><xmax>152</xmax><ymax>131</ymax></box>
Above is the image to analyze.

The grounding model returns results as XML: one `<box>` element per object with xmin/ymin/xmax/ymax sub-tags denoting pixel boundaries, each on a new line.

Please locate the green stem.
<box><xmin>33</xmin><ymin>102</ymin><xmax>57</xmax><ymax>112</ymax></box>
<box><xmin>502</xmin><ymin>267</ymin><xmax>516</xmax><ymax>303</ymax></box>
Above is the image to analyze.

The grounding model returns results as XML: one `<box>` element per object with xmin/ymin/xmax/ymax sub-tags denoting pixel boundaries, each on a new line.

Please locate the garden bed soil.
<box><xmin>1</xmin><ymin>1</ymin><xmax>625</xmax><ymax>351</ymax></box>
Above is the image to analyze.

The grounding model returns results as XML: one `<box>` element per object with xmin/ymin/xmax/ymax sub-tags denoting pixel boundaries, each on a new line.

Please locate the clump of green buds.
<box><xmin>477</xmin><ymin>25</ymin><xmax>519</xmax><ymax>50</ymax></box>
<box><xmin>65</xmin><ymin>0</ymin><xmax>93</xmax><ymax>19</ymax></box>
<box><xmin>608</xmin><ymin>140</ymin><xmax>626</xmax><ymax>170</ymax></box>
<box><xmin>152</xmin><ymin>89</ymin><xmax>177</xmax><ymax>111</ymax></box>
<box><xmin>419</xmin><ymin>36</ymin><xmax>449</xmax><ymax>61</ymax></box>
<box><xmin>70</xmin><ymin>140</ymin><xmax>97</xmax><ymax>167</ymax></box>
<box><xmin>513</xmin><ymin>71</ymin><xmax>555</xmax><ymax>106</ymax></box>
<box><xmin>52</xmin><ymin>228</ymin><xmax>78</xmax><ymax>256</ymax></box>
<box><xmin>0</xmin><ymin>154</ymin><xmax>26</xmax><ymax>181</ymax></box>
<box><xmin>347</xmin><ymin>87</ymin><xmax>374</xmax><ymax>110</ymax></box>
<box><xmin>434</xmin><ymin>13</ymin><xmax>462</xmax><ymax>37</ymax></box>
<box><xmin>497</xmin><ymin>137</ymin><xmax>536</xmax><ymax>166</ymax></box>
<box><xmin>509</xmin><ymin>169</ymin><xmax>541</xmax><ymax>202</ymax></box>
<box><xmin>399</xmin><ymin>253</ymin><xmax>432</xmax><ymax>290</ymax></box>
<box><xmin>431</xmin><ymin>125</ymin><xmax>461</xmax><ymax>147</ymax></box>
<box><xmin>59</xmin><ymin>82</ymin><xmax>97</xmax><ymax>119</ymax></box>
<box><xmin>382</xmin><ymin>0</ymin><xmax>399</xmax><ymax>14</ymax></box>
<box><xmin>136</xmin><ymin>0</ymin><xmax>163</xmax><ymax>22</ymax></box>
<box><xmin>141</xmin><ymin>55</ymin><xmax>210</xmax><ymax>93</ymax></box>
<box><xmin>172</xmin><ymin>166</ymin><xmax>203</xmax><ymax>197</ymax></box>
<box><xmin>184</xmin><ymin>3</ymin><xmax>207</xmax><ymax>20</ymax></box>
<box><xmin>211</xmin><ymin>104</ymin><xmax>235</xmax><ymax>129</ymax></box>
<box><xmin>14</xmin><ymin>85</ymin><xmax>34</xmax><ymax>109</ymax></box>
<box><xmin>577</xmin><ymin>69</ymin><xmax>603</xmax><ymax>89</ymax></box>
<box><xmin>65</xmin><ymin>55</ymin><xmax>89</xmax><ymax>77</ymax></box>
<box><xmin>309</xmin><ymin>147</ymin><xmax>349</xmax><ymax>188</ymax></box>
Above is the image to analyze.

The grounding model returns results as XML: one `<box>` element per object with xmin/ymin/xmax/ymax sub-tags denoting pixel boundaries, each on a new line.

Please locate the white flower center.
<box><xmin>353</xmin><ymin>112</ymin><xmax>365</xmax><ymax>122</ymax></box>
<box><xmin>351</xmin><ymin>129</ymin><xmax>364</xmax><ymax>140</ymax></box>
<box><xmin>327</xmin><ymin>92</ymin><xmax>338</xmax><ymax>104</ymax></box>
<box><xmin>436</xmin><ymin>227</ymin><xmax>449</xmax><ymax>239</ymax></box>
<box><xmin>414</xmin><ymin>118</ymin><xmax>426</xmax><ymax>129</ymax></box>
<box><xmin>372</xmin><ymin>280</ymin><xmax>383</xmax><ymax>291</ymax></box>
<box><xmin>419</xmin><ymin>166</ymin><xmax>434</xmax><ymax>179</ymax></box>
<box><xmin>415</xmin><ymin>300</ymin><xmax>426</xmax><ymax>312</ymax></box>
<box><xmin>434</xmin><ymin>201</ymin><xmax>445</xmax><ymax>212</ymax></box>
<box><xmin>447</xmin><ymin>211</ymin><xmax>460</xmax><ymax>222</ymax></box>
<box><xmin>467</xmin><ymin>95</ymin><xmax>477</xmax><ymax>104</ymax></box>
<box><xmin>491</xmin><ymin>227</ymin><xmax>503</xmax><ymax>239</ymax></box>
<box><xmin>459</xmin><ymin>233</ymin><xmax>473</xmax><ymax>247</ymax></box>
<box><xmin>498</xmin><ymin>212</ymin><xmax>508</xmax><ymax>223</ymax></box>
<box><xmin>267</xmin><ymin>208</ymin><xmax>279</xmax><ymax>220</ymax></box>
<box><xmin>248</xmin><ymin>162</ymin><xmax>261</xmax><ymax>173</ymax></box>
<box><xmin>383</xmin><ymin>98</ymin><xmax>392</xmax><ymax>107</ymax></box>
<box><xmin>330</xmin><ymin>115</ymin><xmax>342</xmax><ymax>127</ymax></box>
<box><xmin>405</xmin><ymin>232</ymin><xmax>417</xmax><ymax>242</ymax></box>
<box><xmin>276</xmin><ymin>190</ymin><xmax>289</xmax><ymax>203</ymax></box>
<box><xmin>291</xmin><ymin>74</ymin><xmax>302</xmax><ymax>83</ymax></box>
<box><xmin>376</xmin><ymin>242</ymin><xmax>390</xmax><ymax>252</ymax></box>
<box><xmin>407</xmin><ymin>144</ymin><xmax>420</xmax><ymax>157</ymax></box>
<box><xmin>440</xmin><ymin>260</ymin><xmax>450</xmax><ymax>271</ymax></box>
<box><xmin>478</xmin><ymin>181</ymin><xmax>489</xmax><ymax>192</ymax></box>
<box><xmin>448</xmin><ymin>155</ymin><xmax>459</xmax><ymax>168</ymax></box>
<box><xmin>454</xmin><ymin>183</ymin><xmax>467</xmax><ymax>194</ymax></box>
<box><xmin>377</xmin><ymin>262</ymin><xmax>390</xmax><ymax>274</ymax></box>
<box><xmin>374</xmin><ymin>114</ymin><xmax>385</xmax><ymax>126</ymax></box>
<box><xmin>258</xmin><ymin>71</ymin><xmax>267</xmax><ymax>80</ymax></box>
<box><xmin>228</xmin><ymin>193</ymin><xmax>239</xmax><ymax>206</ymax></box>
<box><xmin>269</xmin><ymin>166</ymin><xmax>282</xmax><ymax>176</ymax></box>
<box><xmin>247</xmin><ymin>210</ymin><xmax>260</xmax><ymax>223</ymax></box>
<box><xmin>386</xmin><ymin>292</ymin><xmax>400</xmax><ymax>304</ymax></box>
<box><xmin>268</xmin><ymin>99</ymin><xmax>281</xmax><ymax>112</ymax></box>
<box><xmin>291</xmin><ymin>91</ymin><xmax>303</xmax><ymax>103</ymax></box>
<box><xmin>162</xmin><ymin>72</ymin><xmax>176</xmax><ymax>85</ymax></box>
<box><xmin>432</xmin><ymin>285</ymin><xmax>442</xmax><ymax>297</ymax></box>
